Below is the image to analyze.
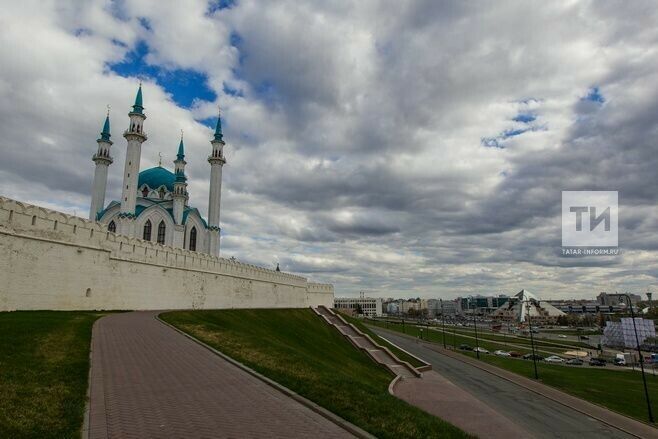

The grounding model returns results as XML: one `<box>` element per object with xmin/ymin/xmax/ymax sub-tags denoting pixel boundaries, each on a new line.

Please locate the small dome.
<box><xmin>138</xmin><ymin>167</ymin><xmax>175</xmax><ymax>192</ymax></box>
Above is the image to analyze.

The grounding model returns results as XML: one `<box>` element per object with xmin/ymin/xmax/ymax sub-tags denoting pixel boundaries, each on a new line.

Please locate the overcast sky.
<box><xmin>1</xmin><ymin>1</ymin><xmax>657</xmax><ymax>300</ymax></box>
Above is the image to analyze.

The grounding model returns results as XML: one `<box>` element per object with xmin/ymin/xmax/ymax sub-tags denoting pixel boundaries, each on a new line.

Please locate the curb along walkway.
<box><xmin>87</xmin><ymin>311</ymin><xmax>354</xmax><ymax>439</ymax></box>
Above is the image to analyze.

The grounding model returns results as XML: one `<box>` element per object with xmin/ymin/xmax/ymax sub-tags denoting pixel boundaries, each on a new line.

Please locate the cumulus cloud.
<box><xmin>1</xmin><ymin>0</ymin><xmax>658</xmax><ymax>299</ymax></box>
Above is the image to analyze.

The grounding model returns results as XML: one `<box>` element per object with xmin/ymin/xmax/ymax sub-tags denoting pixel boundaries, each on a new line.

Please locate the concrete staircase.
<box><xmin>313</xmin><ymin>306</ymin><xmax>426</xmax><ymax>379</ymax></box>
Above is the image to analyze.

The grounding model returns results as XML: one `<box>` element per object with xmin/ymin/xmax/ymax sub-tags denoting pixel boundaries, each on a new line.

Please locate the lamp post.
<box><xmin>525</xmin><ymin>301</ymin><xmax>539</xmax><ymax>380</ymax></box>
<box><xmin>623</xmin><ymin>293</ymin><xmax>654</xmax><ymax>423</ymax></box>
<box><xmin>470</xmin><ymin>298</ymin><xmax>481</xmax><ymax>359</ymax></box>
<box><xmin>441</xmin><ymin>299</ymin><xmax>447</xmax><ymax>349</ymax></box>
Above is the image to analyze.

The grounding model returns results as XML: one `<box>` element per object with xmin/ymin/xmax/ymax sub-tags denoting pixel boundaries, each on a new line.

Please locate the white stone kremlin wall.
<box><xmin>0</xmin><ymin>197</ymin><xmax>334</xmax><ymax>311</ymax></box>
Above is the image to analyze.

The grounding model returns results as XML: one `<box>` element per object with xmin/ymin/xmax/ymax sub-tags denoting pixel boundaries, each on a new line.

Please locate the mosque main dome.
<box><xmin>138</xmin><ymin>166</ymin><xmax>175</xmax><ymax>191</ymax></box>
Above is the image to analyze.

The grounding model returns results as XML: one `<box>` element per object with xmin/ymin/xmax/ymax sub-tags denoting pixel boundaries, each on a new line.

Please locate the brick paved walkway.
<box><xmin>87</xmin><ymin>312</ymin><xmax>354</xmax><ymax>439</ymax></box>
<box><xmin>393</xmin><ymin>371</ymin><xmax>531</xmax><ymax>438</ymax></box>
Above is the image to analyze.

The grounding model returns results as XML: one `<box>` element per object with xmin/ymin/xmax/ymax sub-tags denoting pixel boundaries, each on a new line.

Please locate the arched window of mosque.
<box><xmin>108</xmin><ymin>220</ymin><xmax>116</xmax><ymax>233</ymax></box>
<box><xmin>157</xmin><ymin>221</ymin><xmax>166</xmax><ymax>244</ymax></box>
<box><xmin>142</xmin><ymin>187</ymin><xmax>149</xmax><ymax>197</ymax></box>
<box><xmin>143</xmin><ymin>219</ymin><xmax>152</xmax><ymax>241</ymax></box>
<box><xmin>189</xmin><ymin>227</ymin><xmax>197</xmax><ymax>251</ymax></box>
<box><xmin>159</xmin><ymin>187</ymin><xmax>166</xmax><ymax>199</ymax></box>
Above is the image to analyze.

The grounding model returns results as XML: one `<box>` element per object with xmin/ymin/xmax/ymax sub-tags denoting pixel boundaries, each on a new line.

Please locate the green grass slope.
<box><xmin>0</xmin><ymin>311</ymin><xmax>106</xmax><ymax>438</ymax></box>
<box><xmin>162</xmin><ymin>309</ymin><xmax>471</xmax><ymax>439</ymax></box>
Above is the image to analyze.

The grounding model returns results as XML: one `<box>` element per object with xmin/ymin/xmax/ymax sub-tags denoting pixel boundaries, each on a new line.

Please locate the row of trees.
<box><xmin>555</xmin><ymin>313</ymin><xmax>605</xmax><ymax>327</ymax></box>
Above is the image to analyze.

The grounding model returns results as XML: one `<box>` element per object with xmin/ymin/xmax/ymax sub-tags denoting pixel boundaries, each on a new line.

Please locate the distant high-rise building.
<box><xmin>597</xmin><ymin>292</ymin><xmax>641</xmax><ymax>307</ymax></box>
<box><xmin>334</xmin><ymin>297</ymin><xmax>383</xmax><ymax>317</ymax></box>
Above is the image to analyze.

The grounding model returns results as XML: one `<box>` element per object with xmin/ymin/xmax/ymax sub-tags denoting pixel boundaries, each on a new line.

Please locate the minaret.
<box><xmin>119</xmin><ymin>83</ymin><xmax>147</xmax><ymax>235</ymax></box>
<box><xmin>89</xmin><ymin>109</ymin><xmax>113</xmax><ymax>220</ymax></box>
<box><xmin>172</xmin><ymin>132</ymin><xmax>188</xmax><ymax>248</ymax></box>
<box><xmin>207</xmin><ymin>107</ymin><xmax>226</xmax><ymax>256</ymax></box>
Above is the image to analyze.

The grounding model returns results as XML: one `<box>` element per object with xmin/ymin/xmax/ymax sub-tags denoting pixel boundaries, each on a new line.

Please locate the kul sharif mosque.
<box><xmin>89</xmin><ymin>84</ymin><xmax>226</xmax><ymax>256</ymax></box>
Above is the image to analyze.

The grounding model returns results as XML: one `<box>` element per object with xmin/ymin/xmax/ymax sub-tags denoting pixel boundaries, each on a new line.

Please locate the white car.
<box><xmin>558</xmin><ymin>335</ymin><xmax>567</xmax><ymax>338</ymax></box>
<box><xmin>474</xmin><ymin>347</ymin><xmax>490</xmax><ymax>354</ymax></box>
<box><xmin>494</xmin><ymin>350</ymin><xmax>511</xmax><ymax>357</ymax></box>
<box><xmin>545</xmin><ymin>355</ymin><xmax>564</xmax><ymax>363</ymax></box>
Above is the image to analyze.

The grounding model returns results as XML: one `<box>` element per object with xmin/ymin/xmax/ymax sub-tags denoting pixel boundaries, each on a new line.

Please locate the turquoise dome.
<box><xmin>138</xmin><ymin>167</ymin><xmax>175</xmax><ymax>191</ymax></box>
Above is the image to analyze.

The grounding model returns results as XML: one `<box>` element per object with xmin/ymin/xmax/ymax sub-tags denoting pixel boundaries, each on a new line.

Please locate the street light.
<box><xmin>470</xmin><ymin>297</ymin><xmax>481</xmax><ymax>359</ymax></box>
<box><xmin>622</xmin><ymin>293</ymin><xmax>654</xmax><ymax>424</ymax></box>
<box><xmin>441</xmin><ymin>299</ymin><xmax>447</xmax><ymax>349</ymax></box>
<box><xmin>648</xmin><ymin>292</ymin><xmax>653</xmax><ymax>314</ymax></box>
<box><xmin>525</xmin><ymin>301</ymin><xmax>539</xmax><ymax>380</ymax></box>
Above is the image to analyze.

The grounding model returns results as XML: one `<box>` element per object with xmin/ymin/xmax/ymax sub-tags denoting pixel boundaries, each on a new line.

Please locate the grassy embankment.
<box><xmin>0</xmin><ymin>311</ymin><xmax>106</xmax><ymax>439</ymax></box>
<box><xmin>372</xmin><ymin>319</ymin><xmax>590</xmax><ymax>354</ymax></box>
<box><xmin>542</xmin><ymin>328</ymin><xmax>602</xmax><ymax>336</ymax></box>
<box><xmin>442</xmin><ymin>326</ymin><xmax>590</xmax><ymax>351</ymax></box>
<box><xmin>162</xmin><ymin>309</ymin><xmax>471</xmax><ymax>439</ymax></box>
<box><xmin>367</xmin><ymin>320</ymin><xmax>658</xmax><ymax>424</ymax></box>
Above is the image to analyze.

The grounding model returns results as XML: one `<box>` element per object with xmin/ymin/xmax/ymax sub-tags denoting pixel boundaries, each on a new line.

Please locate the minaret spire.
<box><xmin>132</xmin><ymin>81</ymin><xmax>144</xmax><ymax>114</ymax></box>
<box><xmin>214</xmin><ymin>105</ymin><xmax>223</xmax><ymax>141</ymax></box>
<box><xmin>207</xmin><ymin>104</ymin><xmax>227</xmax><ymax>256</ymax></box>
<box><xmin>119</xmin><ymin>83</ymin><xmax>148</xmax><ymax>235</ymax></box>
<box><xmin>172</xmin><ymin>132</ymin><xmax>188</xmax><ymax>248</ymax></box>
<box><xmin>100</xmin><ymin>105</ymin><xmax>111</xmax><ymax>141</ymax></box>
<box><xmin>89</xmin><ymin>108</ymin><xmax>114</xmax><ymax>220</ymax></box>
<box><xmin>177</xmin><ymin>129</ymin><xmax>185</xmax><ymax>160</ymax></box>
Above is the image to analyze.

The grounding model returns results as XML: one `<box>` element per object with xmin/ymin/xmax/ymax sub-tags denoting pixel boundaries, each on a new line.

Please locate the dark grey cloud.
<box><xmin>1</xmin><ymin>0</ymin><xmax>658</xmax><ymax>299</ymax></box>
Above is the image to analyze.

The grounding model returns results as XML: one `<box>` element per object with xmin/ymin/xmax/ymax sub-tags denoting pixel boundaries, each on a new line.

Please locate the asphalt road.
<box><xmin>371</xmin><ymin>327</ymin><xmax>635</xmax><ymax>439</ymax></box>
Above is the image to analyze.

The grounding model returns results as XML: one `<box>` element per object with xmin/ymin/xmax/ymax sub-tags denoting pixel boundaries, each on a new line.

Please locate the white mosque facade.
<box><xmin>89</xmin><ymin>85</ymin><xmax>225</xmax><ymax>256</ymax></box>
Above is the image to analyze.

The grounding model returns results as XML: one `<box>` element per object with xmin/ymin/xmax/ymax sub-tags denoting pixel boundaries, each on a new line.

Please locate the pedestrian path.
<box><xmin>314</xmin><ymin>306</ymin><xmax>422</xmax><ymax>378</ymax></box>
<box><xmin>393</xmin><ymin>370</ymin><xmax>531</xmax><ymax>438</ymax></box>
<box><xmin>87</xmin><ymin>311</ymin><xmax>354</xmax><ymax>439</ymax></box>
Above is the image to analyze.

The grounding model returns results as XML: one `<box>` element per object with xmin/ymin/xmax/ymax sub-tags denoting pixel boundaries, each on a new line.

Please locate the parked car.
<box><xmin>558</xmin><ymin>335</ymin><xmax>567</xmax><ymax>338</ymax></box>
<box><xmin>566</xmin><ymin>358</ymin><xmax>584</xmax><ymax>365</ymax></box>
<box><xmin>508</xmin><ymin>351</ymin><xmax>522</xmax><ymax>358</ymax></box>
<box><xmin>523</xmin><ymin>353</ymin><xmax>544</xmax><ymax>361</ymax></box>
<box><xmin>474</xmin><ymin>347</ymin><xmax>489</xmax><ymax>354</ymax></box>
<box><xmin>545</xmin><ymin>355</ymin><xmax>564</xmax><ymax>363</ymax></box>
<box><xmin>589</xmin><ymin>358</ymin><xmax>606</xmax><ymax>366</ymax></box>
<box><xmin>459</xmin><ymin>344</ymin><xmax>473</xmax><ymax>351</ymax></box>
<box><xmin>494</xmin><ymin>350</ymin><xmax>511</xmax><ymax>357</ymax></box>
<box><xmin>579</xmin><ymin>335</ymin><xmax>590</xmax><ymax>340</ymax></box>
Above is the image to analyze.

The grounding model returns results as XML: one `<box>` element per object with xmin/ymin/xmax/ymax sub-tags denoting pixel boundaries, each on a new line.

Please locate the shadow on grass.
<box><xmin>0</xmin><ymin>311</ymin><xmax>108</xmax><ymax>438</ymax></box>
